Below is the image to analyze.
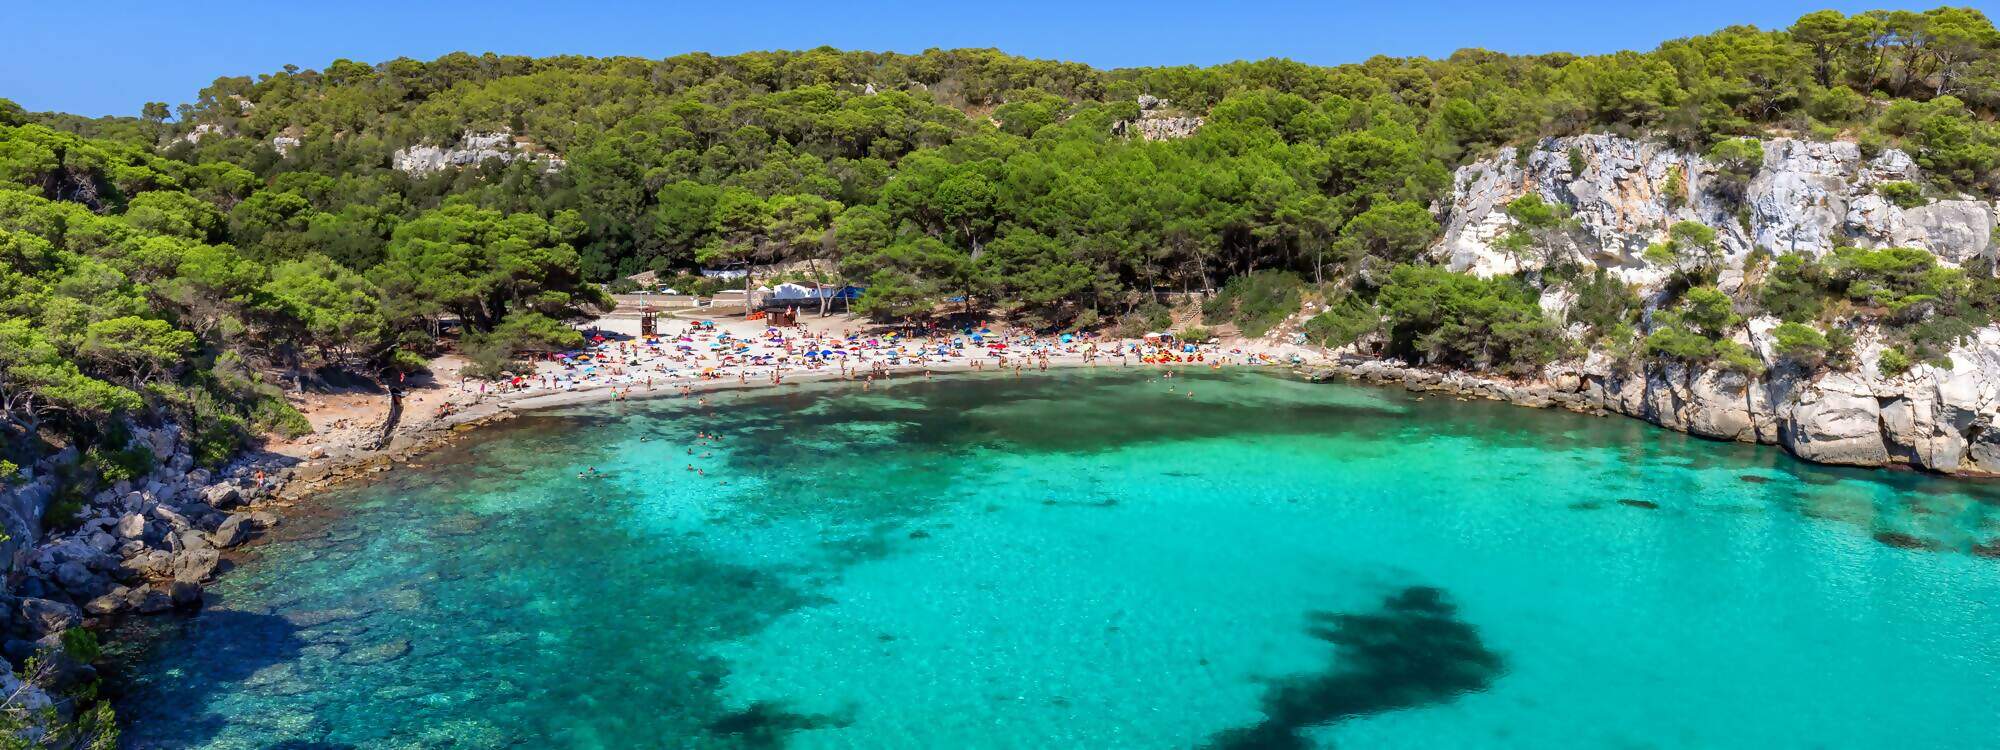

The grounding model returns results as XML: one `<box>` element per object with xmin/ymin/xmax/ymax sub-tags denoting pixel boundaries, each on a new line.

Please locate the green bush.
<box><xmin>1376</xmin><ymin>265</ymin><xmax>1566</xmax><ymax>375</ymax></box>
<box><xmin>1203</xmin><ymin>270</ymin><xmax>1304</xmax><ymax>337</ymax></box>
<box><xmin>60</xmin><ymin>628</ymin><xmax>102</xmax><ymax>663</ymax></box>
<box><xmin>1878</xmin><ymin>347</ymin><xmax>1913</xmax><ymax>377</ymax></box>
<box><xmin>1877</xmin><ymin>181</ymin><xmax>1927</xmax><ymax>209</ymax></box>
<box><xmin>1566</xmin><ymin>269</ymin><xmax>1640</xmax><ymax>338</ymax></box>
<box><xmin>1301</xmin><ymin>297</ymin><xmax>1380</xmax><ymax>348</ymax></box>
<box><xmin>1757</xmin><ymin>254</ymin><xmax>1828</xmax><ymax>322</ymax></box>
<box><xmin>1180</xmin><ymin>325</ymin><xmax>1212</xmax><ymax>342</ymax></box>
<box><xmin>85</xmin><ymin>443</ymin><xmax>154</xmax><ymax>484</ymax></box>
<box><xmin>1771</xmin><ymin>322</ymin><xmax>1830</xmax><ymax>366</ymax></box>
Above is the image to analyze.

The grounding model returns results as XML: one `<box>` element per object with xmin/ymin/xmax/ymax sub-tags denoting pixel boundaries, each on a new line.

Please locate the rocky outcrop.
<box><xmin>1410</xmin><ymin>133</ymin><xmax>2000</xmax><ymax>476</ymax></box>
<box><xmin>392</xmin><ymin>130</ymin><xmax>566</xmax><ymax>176</ymax></box>
<box><xmin>1308</xmin><ymin>322</ymin><xmax>2000</xmax><ymax>477</ymax></box>
<box><xmin>0</xmin><ymin>422</ymin><xmax>295</xmax><ymax>629</ymax></box>
<box><xmin>1436</xmin><ymin>134</ymin><xmax>1998</xmax><ymax>288</ymax></box>
<box><xmin>1112</xmin><ymin>96</ymin><xmax>1203</xmax><ymax>141</ymax></box>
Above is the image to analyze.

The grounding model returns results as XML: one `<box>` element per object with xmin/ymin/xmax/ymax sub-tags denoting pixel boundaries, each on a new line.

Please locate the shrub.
<box><xmin>1302</xmin><ymin>297</ymin><xmax>1380</xmax><ymax>348</ymax></box>
<box><xmin>1771</xmin><ymin>322</ymin><xmax>1830</xmax><ymax>366</ymax></box>
<box><xmin>1376</xmin><ymin>265</ymin><xmax>1566</xmax><ymax>374</ymax></box>
<box><xmin>1757</xmin><ymin>254</ymin><xmax>1828</xmax><ymax>322</ymax></box>
<box><xmin>1663</xmin><ymin>166</ymin><xmax>1688</xmax><ymax>209</ymax></box>
<box><xmin>1878</xmin><ymin>347</ymin><xmax>1913</xmax><ymax>377</ymax></box>
<box><xmin>1203</xmin><ymin>270</ymin><xmax>1304</xmax><ymax>337</ymax></box>
<box><xmin>60</xmin><ymin>628</ymin><xmax>101</xmax><ymax>663</ymax></box>
<box><xmin>1826</xmin><ymin>246</ymin><xmax>1964</xmax><ymax>319</ymax></box>
<box><xmin>85</xmin><ymin>443</ymin><xmax>154</xmax><ymax>484</ymax></box>
<box><xmin>1713</xmin><ymin>340</ymin><xmax>1766</xmax><ymax>375</ymax></box>
<box><xmin>1180</xmin><ymin>325</ymin><xmax>1212</xmax><ymax>342</ymax></box>
<box><xmin>1679</xmin><ymin>286</ymin><xmax>1739</xmax><ymax>337</ymax></box>
<box><xmin>1877</xmin><ymin>181</ymin><xmax>1927</xmax><ymax>209</ymax></box>
<box><xmin>1566</xmin><ymin>269</ymin><xmax>1640</xmax><ymax>338</ymax></box>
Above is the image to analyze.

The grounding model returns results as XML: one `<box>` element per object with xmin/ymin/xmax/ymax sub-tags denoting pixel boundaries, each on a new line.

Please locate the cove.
<box><xmin>109</xmin><ymin>369</ymin><xmax>2000</xmax><ymax>748</ymax></box>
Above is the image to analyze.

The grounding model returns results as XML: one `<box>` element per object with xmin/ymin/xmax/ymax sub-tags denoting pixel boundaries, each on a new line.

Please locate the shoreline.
<box><xmin>265</xmin><ymin>355</ymin><xmax>1272</xmax><ymax>502</ymax></box>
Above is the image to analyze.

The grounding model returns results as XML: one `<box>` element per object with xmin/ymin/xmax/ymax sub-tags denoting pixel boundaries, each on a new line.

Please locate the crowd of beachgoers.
<box><xmin>439</xmin><ymin>313</ymin><xmax>1309</xmax><ymax>412</ymax></box>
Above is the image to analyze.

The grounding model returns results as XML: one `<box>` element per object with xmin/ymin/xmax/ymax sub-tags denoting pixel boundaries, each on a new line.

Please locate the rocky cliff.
<box><xmin>1418</xmin><ymin>134</ymin><xmax>2000</xmax><ymax>475</ymax></box>
<box><xmin>1111</xmin><ymin>95</ymin><xmax>1203</xmax><ymax>141</ymax></box>
<box><xmin>391</xmin><ymin>130</ymin><xmax>566</xmax><ymax>176</ymax></box>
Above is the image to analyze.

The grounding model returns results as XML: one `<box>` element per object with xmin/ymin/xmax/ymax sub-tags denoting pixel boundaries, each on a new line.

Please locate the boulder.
<box><xmin>129</xmin><ymin>586</ymin><xmax>174</xmax><ymax>614</ymax></box>
<box><xmin>1785</xmin><ymin>375</ymin><xmax>1890</xmax><ymax>466</ymax></box>
<box><xmin>213</xmin><ymin>513</ymin><xmax>257</xmax><ymax>548</ymax></box>
<box><xmin>17</xmin><ymin>598</ymin><xmax>81</xmax><ymax>636</ymax></box>
<box><xmin>53</xmin><ymin>561</ymin><xmax>103</xmax><ymax>596</ymax></box>
<box><xmin>168</xmin><ymin>581</ymin><xmax>203</xmax><ymax>609</ymax></box>
<box><xmin>171</xmin><ymin>547</ymin><xmax>221</xmax><ymax>584</ymax></box>
<box><xmin>115</xmin><ymin>513</ymin><xmax>146</xmax><ymax>539</ymax></box>
<box><xmin>83</xmin><ymin>588</ymin><xmax>130</xmax><ymax>617</ymax></box>
<box><xmin>201</xmin><ymin>484</ymin><xmax>243</xmax><ymax>510</ymax></box>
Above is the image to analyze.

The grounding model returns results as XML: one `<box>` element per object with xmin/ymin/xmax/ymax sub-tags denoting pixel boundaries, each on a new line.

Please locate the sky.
<box><xmin>5</xmin><ymin>0</ymin><xmax>1993</xmax><ymax>117</ymax></box>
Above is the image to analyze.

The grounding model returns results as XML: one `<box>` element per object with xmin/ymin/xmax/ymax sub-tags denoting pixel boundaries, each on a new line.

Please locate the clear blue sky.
<box><xmin>6</xmin><ymin>1</ymin><xmax>1990</xmax><ymax>117</ymax></box>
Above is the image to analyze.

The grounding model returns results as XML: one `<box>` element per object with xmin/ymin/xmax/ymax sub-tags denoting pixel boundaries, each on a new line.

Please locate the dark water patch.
<box><xmin>1567</xmin><ymin>501</ymin><xmax>1604</xmax><ymax>511</ymax></box>
<box><xmin>1739</xmin><ymin>474</ymin><xmax>1770</xmax><ymax>484</ymax></box>
<box><xmin>1972</xmin><ymin>541</ymin><xmax>2000</xmax><ymax>559</ymax></box>
<box><xmin>1873</xmin><ymin>531</ymin><xmax>1939</xmax><ymax>551</ymax></box>
<box><xmin>706</xmin><ymin>700</ymin><xmax>853</xmax><ymax>748</ymax></box>
<box><xmin>1617</xmin><ymin>499</ymin><xmax>1661</xmax><ymax>510</ymax></box>
<box><xmin>1202</xmin><ymin>586</ymin><xmax>1504</xmax><ymax>750</ymax></box>
<box><xmin>106</xmin><ymin>610</ymin><xmax>312</xmax><ymax>747</ymax></box>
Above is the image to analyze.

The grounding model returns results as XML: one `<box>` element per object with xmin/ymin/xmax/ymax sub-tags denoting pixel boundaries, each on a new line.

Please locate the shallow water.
<box><xmin>113</xmin><ymin>369</ymin><xmax>2000</xmax><ymax>749</ymax></box>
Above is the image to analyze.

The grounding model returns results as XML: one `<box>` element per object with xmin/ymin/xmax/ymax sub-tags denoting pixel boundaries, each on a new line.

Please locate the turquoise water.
<box><xmin>113</xmin><ymin>369</ymin><xmax>2000</xmax><ymax>749</ymax></box>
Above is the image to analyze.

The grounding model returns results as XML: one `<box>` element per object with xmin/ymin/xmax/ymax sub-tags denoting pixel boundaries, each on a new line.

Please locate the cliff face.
<box><xmin>1438</xmin><ymin>134</ymin><xmax>1998</xmax><ymax>286</ymax></box>
<box><xmin>1423</xmin><ymin>134</ymin><xmax>2000</xmax><ymax>475</ymax></box>
<box><xmin>391</xmin><ymin>130</ymin><xmax>566</xmax><ymax>176</ymax></box>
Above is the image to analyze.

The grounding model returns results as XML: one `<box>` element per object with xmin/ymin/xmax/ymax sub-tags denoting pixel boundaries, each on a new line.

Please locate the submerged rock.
<box><xmin>340</xmin><ymin>638</ymin><xmax>411</xmax><ymax>666</ymax></box>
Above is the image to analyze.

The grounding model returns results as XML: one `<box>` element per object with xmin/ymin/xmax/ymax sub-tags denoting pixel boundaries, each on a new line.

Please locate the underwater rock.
<box><xmin>340</xmin><ymin>638</ymin><xmax>412</xmax><ymax>666</ymax></box>
<box><xmin>1203</xmin><ymin>586</ymin><xmax>1504</xmax><ymax>749</ymax></box>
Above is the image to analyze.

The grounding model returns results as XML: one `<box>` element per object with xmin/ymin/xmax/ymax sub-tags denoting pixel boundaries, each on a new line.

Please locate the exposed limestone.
<box><xmin>1307</xmin><ymin>322</ymin><xmax>2000</xmax><ymax>477</ymax></box>
<box><xmin>1436</xmin><ymin>134</ymin><xmax>1998</xmax><ymax>288</ymax></box>
<box><xmin>392</xmin><ymin>129</ymin><xmax>566</xmax><ymax>176</ymax></box>
<box><xmin>1111</xmin><ymin>96</ymin><xmax>1203</xmax><ymax>141</ymax></box>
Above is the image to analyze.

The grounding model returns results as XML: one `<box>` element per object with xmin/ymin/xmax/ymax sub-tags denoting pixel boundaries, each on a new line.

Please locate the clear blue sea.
<box><xmin>112</xmin><ymin>368</ymin><xmax>2000</xmax><ymax>749</ymax></box>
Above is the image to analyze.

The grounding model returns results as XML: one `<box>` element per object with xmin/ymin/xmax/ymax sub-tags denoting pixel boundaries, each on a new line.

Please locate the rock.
<box><xmin>115</xmin><ymin>513</ymin><xmax>146</xmax><ymax>539</ymax></box>
<box><xmin>1435</xmin><ymin>134</ymin><xmax>1997</xmax><ymax>289</ymax></box>
<box><xmin>152</xmin><ymin>504</ymin><xmax>192</xmax><ymax>531</ymax></box>
<box><xmin>201</xmin><ymin>484</ymin><xmax>243</xmax><ymax>510</ymax></box>
<box><xmin>131</xmin><ymin>586</ymin><xmax>175</xmax><ymax>614</ymax></box>
<box><xmin>171</xmin><ymin>547</ymin><xmax>221</xmax><ymax>584</ymax></box>
<box><xmin>249</xmin><ymin>511</ymin><xmax>280</xmax><ymax>529</ymax></box>
<box><xmin>17</xmin><ymin>598</ymin><xmax>81</xmax><ymax>636</ymax></box>
<box><xmin>340</xmin><ymin>638</ymin><xmax>411</xmax><ymax>666</ymax></box>
<box><xmin>168</xmin><ymin>581</ymin><xmax>203</xmax><ymax>609</ymax></box>
<box><xmin>211</xmin><ymin>514</ymin><xmax>254</xmax><ymax>548</ymax></box>
<box><xmin>1784</xmin><ymin>375</ymin><xmax>1890</xmax><ymax>466</ymax></box>
<box><xmin>84</xmin><ymin>589</ymin><xmax>129</xmax><ymax>616</ymax></box>
<box><xmin>131</xmin><ymin>550</ymin><xmax>173</xmax><ymax>578</ymax></box>
<box><xmin>85</xmin><ymin>531</ymin><xmax>116</xmax><ymax>554</ymax></box>
<box><xmin>53</xmin><ymin>561</ymin><xmax>102</xmax><ymax>594</ymax></box>
<box><xmin>393</xmin><ymin>130</ymin><xmax>562</xmax><ymax>176</ymax></box>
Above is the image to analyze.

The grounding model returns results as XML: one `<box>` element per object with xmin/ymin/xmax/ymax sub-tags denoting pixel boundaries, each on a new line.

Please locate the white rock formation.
<box><xmin>391</xmin><ymin>130</ymin><xmax>565</xmax><ymax>176</ymax></box>
<box><xmin>1425</xmin><ymin>134</ymin><xmax>2000</xmax><ymax>475</ymax></box>
<box><xmin>1436</xmin><ymin>134</ymin><xmax>1997</xmax><ymax>287</ymax></box>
